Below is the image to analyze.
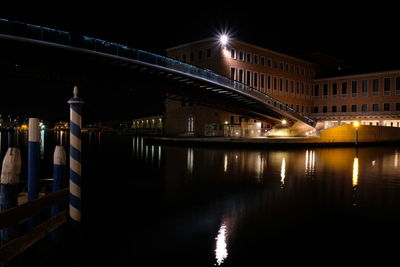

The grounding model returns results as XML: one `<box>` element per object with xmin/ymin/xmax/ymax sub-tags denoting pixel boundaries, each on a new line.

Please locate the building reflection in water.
<box><xmin>215</xmin><ymin>222</ymin><xmax>228</xmax><ymax>265</ymax></box>
<box><xmin>395</xmin><ymin>150</ymin><xmax>398</xmax><ymax>168</ymax></box>
<box><xmin>352</xmin><ymin>157</ymin><xmax>359</xmax><ymax>188</ymax></box>
<box><xmin>40</xmin><ymin>129</ymin><xmax>45</xmax><ymax>159</ymax></box>
<box><xmin>187</xmin><ymin>148</ymin><xmax>193</xmax><ymax>174</ymax></box>
<box><xmin>305</xmin><ymin>150</ymin><xmax>315</xmax><ymax>176</ymax></box>
<box><xmin>224</xmin><ymin>153</ymin><xmax>228</xmax><ymax>173</ymax></box>
<box><xmin>280</xmin><ymin>157</ymin><xmax>286</xmax><ymax>187</ymax></box>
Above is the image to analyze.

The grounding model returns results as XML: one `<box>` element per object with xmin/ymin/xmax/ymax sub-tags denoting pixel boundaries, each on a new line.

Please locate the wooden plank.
<box><xmin>0</xmin><ymin>188</ymin><xmax>68</xmax><ymax>229</ymax></box>
<box><xmin>0</xmin><ymin>211</ymin><xmax>67</xmax><ymax>264</ymax></box>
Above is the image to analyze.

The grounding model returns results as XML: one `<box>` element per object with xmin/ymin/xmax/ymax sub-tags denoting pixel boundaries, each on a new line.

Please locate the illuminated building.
<box><xmin>164</xmin><ymin>37</ymin><xmax>400</xmax><ymax>136</ymax></box>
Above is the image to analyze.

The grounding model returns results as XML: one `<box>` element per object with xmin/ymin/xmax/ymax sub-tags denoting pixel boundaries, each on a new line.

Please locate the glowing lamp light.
<box><xmin>220</xmin><ymin>34</ymin><xmax>229</xmax><ymax>46</ymax></box>
<box><xmin>282</xmin><ymin>119</ymin><xmax>287</xmax><ymax>125</ymax></box>
<box><xmin>353</xmin><ymin>121</ymin><xmax>360</xmax><ymax>129</ymax></box>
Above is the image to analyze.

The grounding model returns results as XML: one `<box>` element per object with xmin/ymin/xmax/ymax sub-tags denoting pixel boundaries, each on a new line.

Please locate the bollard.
<box><xmin>50</xmin><ymin>145</ymin><xmax>66</xmax><ymax>242</ymax></box>
<box><xmin>0</xmin><ymin>147</ymin><xmax>21</xmax><ymax>244</ymax></box>
<box><xmin>68</xmin><ymin>86</ymin><xmax>84</xmax><ymax>223</ymax></box>
<box><xmin>28</xmin><ymin>118</ymin><xmax>40</xmax><ymax>229</ymax></box>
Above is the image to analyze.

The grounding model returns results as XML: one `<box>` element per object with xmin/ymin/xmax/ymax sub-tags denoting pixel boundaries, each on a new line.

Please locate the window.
<box><xmin>362</xmin><ymin>104</ymin><xmax>367</xmax><ymax>112</ymax></box>
<box><xmin>296</xmin><ymin>82</ymin><xmax>299</xmax><ymax>94</ymax></box>
<box><xmin>254</xmin><ymin>73</ymin><xmax>258</xmax><ymax>88</ymax></box>
<box><xmin>280</xmin><ymin>62</ymin><xmax>284</xmax><ymax>70</ymax></box>
<box><xmin>314</xmin><ymin>84</ymin><xmax>319</xmax><ymax>96</ymax></box>
<box><xmin>384</xmin><ymin>103</ymin><xmax>390</xmax><ymax>111</ymax></box>
<box><xmin>285</xmin><ymin>63</ymin><xmax>289</xmax><ymax>72</ymax></box>
<box><xmin>230</xmin><ymin>67</ymin><xmax>236</xmax><ymax>80</ymax></box>
<box><xmin>246</xmin><ymin>71</ymin><xmax>251</xmax><ymax>86</ymax></box>
<box><xmin>341</xmin><ymin>105</ymin><xmax>347</xmax><ymax>112</ymax></box>
<box><xmin>187</xmin><ymin>115</ymin><xmax>194</xmax><ymax>132</ymax></box>
<box><xmin>190</xmin><ymin>52</ymin><xmax>194</xmax><ymax>61</ymax></box>
<box><xmin>285</xmin><ymin>79</ymin><xmax>289</xmax><ymax>92</ymax></box>
<box><xmin>323</xmin><ymin>106</ymin><xmax>328</xmax><ymax>113</ymax></box>
<box><xmin>260</xmin><ymin>74</ymin><xmax>265</xmax><ymax>89</ymax></box>
<box><xmin>342</xmin><ymin>82</ymin><xmax>347</xmax><ymax>97</ymax></box>
<box><xmin>238</xmin><ymin>69</ymin><xmax>244</xmax><ymax>83</ymax></box>
<box><xmin>260</xmin><ymin>57</ymin><xmax>265</xmax><ymax>65</ymax></box>
<box><xmin>362</xmin><ymin>80</ymin><xmax>368</xmax><ymax>96</ymax></box>
<box><xmin>274</xmin><ymin>77</ymin><xmax>277</xmax><ymax>90</ymax></box>
<box><xmin>396</xmin><ymin>103</ymin><xmax>400</xmax><ymax>111</ymax></box>
<box><xmin>313</xmin><ymin>106</ymin><xmax>319</xmax><ymax>113</ymax></box>
<box><xmin>351</xmin><ymin>104</ymin><xmax>357</xmax><ymax>112</ymax></box>
<box><xmin>372</xmin><ymin>103</ymin><xmax>379</xmax><ymax>112</ymax></box>
<box><xmin>182</xmin><ymin>54</ymin><xmax>186</xmax><ymax>62</ymax></box>
<box><xmin>230</xmin><ymin>49</ymin><xmax>236</xmax><ymax>59</ymax></box>
<box><xmin>207</xmin><ymin>48</ymin><xmax>211</xmax><ymax>57</ymax></box>
<box><xmin>352</xmin><ymin>81</ymin><xmax>358</xmax><ymax>97</ymax></box>
<box><xmin>246</xmin><ymin>53</ymin><xmax>252</xmax><ymax>63</ymax></box>
<box><xmin>373</xmin><ymin>79</ymin><xmax>379</xmax><ymax>95</ymax></box>
<box><xmin>301</xmin><ymin>83</ymin><xmax>304</xmax><ymax>95</ymax></box>
<box><xmin>267</xmin><ymin>58</ymin><xmax>272</xmax><ymax>67</ymax></box>
<box><xmin>332</xmin><ymin>105</ymin><xmax>337</xmax><ymax>112</ymax></box>
<box><xmin>198</xmin><ymin>50</ymin><xmax>202</xmax><ymax>60</ymax></box>
<box><xmin>291</xmin><ymin>65</ymin><xmax>294</xmax><ymax>72</ymax></box>
<box><xmin>273</xmin><ymin>60</ymin><xmax>277</xmax><ymax>68</ymax></box>
<box><xmin>254</xmin><ymin>55</ymin><xmax>258</xmax><ymax>64</ymax></box>
<box><xmin>291</xmin><ymin>81</ymin><xmax>294</xmax><ymax>93</ymax></box>
<box><xmin>384</xmin><ymin>77</ymin><xmax>391</xmax><ymax>95</ymax></box>
<box><xmin>239</xmin><ymin>51</ymin><xmax>244</xmax><ymax>61</ymax></box>
<box><xmin>296</xmin><ymin>104</ymin><xmax>299</xmax><ymax>112</ymax></box>
<box><xmin>396</xmin><ymin>77</ymin><xmax>400</xmax><ymax>94</ymax></box>
<box><xmin>332</xmin><ymin>83</ymin><xmax>338</xmax><ymax>96</ymax></box>
<box><xmin>267</xmin><ymin>75</ymin><xmax>271</xmax><ymax>89</ymax></box>
<box><xmin>323</xmin><ymin>84</ymin><xmax>328</xmax><ymax>98</ymax></box>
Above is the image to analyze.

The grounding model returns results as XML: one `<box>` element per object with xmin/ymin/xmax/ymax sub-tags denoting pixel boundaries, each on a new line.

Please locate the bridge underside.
<box><xmin>0</xmin><ymin>37</ymin><xmax>299</xmax><ymax>126</ymax></box>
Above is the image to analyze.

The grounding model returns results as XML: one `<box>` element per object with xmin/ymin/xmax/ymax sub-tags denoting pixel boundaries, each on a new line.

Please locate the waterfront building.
<box><xmin>137</xmin><ymin>37</ymin><xmax>400</xmax><ymax>137</ymax></box>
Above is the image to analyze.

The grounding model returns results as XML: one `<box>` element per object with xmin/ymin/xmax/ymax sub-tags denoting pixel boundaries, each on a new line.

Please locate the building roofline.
<box><xmin>165</xmin><ymin>37</ymin><xmax>215</xmax><ymax>51</ymax></box>
<box><xmin>315</xmin><ymin>69</ymin><xmax>400</xmax><ymax>81</ymax></box>
<box><xmin>234</xmin><ymin>40</ymin><xmax>315</xmax><ymax>66</ymax></box>
<box><xmin>166</xmin><ymin>37</ymin><xmax>315</xmax><ymax>66</ymax></box>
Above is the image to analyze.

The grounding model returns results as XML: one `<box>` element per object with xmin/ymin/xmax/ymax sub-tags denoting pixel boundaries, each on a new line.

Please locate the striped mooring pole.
<box><xmin>68</xmin><ymin>86</ymin><xmax>84</xmax><ymax>223</ymax></box>
<box><xmin>28</xmin><ymin>118</ymin><xmax>40</xmax><ymax>230</ymax></box>
<box><xmin>0</xmin><ymin>147</ymin><xmax>21</xmax><ymax>244</ymax></box>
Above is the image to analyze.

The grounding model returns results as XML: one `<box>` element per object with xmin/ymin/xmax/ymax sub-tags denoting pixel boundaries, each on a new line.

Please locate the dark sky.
<box><xmin>2</xmin><ymin>3</ymin><xmax>400</xmax><ymax>69</ymax></box>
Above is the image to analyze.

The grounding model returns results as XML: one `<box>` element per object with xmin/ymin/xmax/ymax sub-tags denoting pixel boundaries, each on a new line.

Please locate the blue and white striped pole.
<box><xmin>0</xmin><ymin>147</ymin><xmax>21</xmax><ymax>244</ymax></box>
<box><xmin>51</xmin><ymin>145</ymin><xmax>66</xmax><ymax>241</ymax></box>
<box><xmin>28</xmin><ymin>118</ymin><xmax>40</xmax><ymax>229</ymax></box>
<box><xmin>68</xmin><ymin>86</ymin><xmax>84</xmax><ymax>223</ymax></box>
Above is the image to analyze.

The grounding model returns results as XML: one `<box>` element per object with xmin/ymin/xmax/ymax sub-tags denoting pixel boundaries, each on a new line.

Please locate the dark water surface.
<box><xmin>2</xmin><ymin>133</ymin><xmax>400</xmax><ymax>266</ymax></box>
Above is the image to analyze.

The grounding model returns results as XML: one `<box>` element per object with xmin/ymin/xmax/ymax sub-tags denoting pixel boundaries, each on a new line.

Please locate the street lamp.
<box><xmin>219</xmin><ymin>34</ymin><xmax>229</xmax><ymax>46</ymax></box>
<box><xmin>281</xmin><ymin>119</ymin><xmax>287</xmax><ymax>126</ymax></box>
<box><xmin>353</xmin><ymin>121</ymin><xmax>360</xmax><ymax>146</ymax></box>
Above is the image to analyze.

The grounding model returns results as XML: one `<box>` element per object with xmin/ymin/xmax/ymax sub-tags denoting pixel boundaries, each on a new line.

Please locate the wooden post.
<box><xmin>28</xmin><ymin>118</ymin><xmax>40</xmax><ymax>230</ymax></box>
<box><xmin>0</xmin><ymin>147</ymin><xmax>21</xmax><ymax>245</ymax></box>
<box><xmin>50</xmin><ymin>146</ymin><xmax>66</xmax><ymax>242</ymax></box>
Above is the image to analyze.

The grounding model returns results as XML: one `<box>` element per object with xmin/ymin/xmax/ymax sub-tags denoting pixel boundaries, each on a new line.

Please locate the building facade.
<box><xmin>162</xmin><ymin>38</ymin><xmax>400</xmax><ymax>136</ymax></box>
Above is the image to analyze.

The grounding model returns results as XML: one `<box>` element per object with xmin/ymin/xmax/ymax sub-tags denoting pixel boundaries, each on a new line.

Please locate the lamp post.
<box><xmin>353</xmin><ymin>121</ymin><xmax>360</xmax><ymax>146</ymax></box>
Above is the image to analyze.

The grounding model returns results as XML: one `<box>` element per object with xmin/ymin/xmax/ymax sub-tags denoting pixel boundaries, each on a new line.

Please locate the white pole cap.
<box><xmin>1</xmin><ymin>147</ymin><xmax>21</xmax><ymax>184</ymax></box>
<box><xmin>53</xmin><ymin>145</ymin><xmax>66</xmax><ymax>165</ymax></box>
<box><xmin>29</xmin><ymin>118</ymin><xmax>40</xmax><ymax>142</ymax></box>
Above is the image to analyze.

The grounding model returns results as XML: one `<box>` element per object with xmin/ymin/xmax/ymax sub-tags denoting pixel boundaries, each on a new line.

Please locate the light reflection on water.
<box><xmin>215</xmin><ymin>222</ymin><xmax>228</xmax><ymax>265</ymax></box>
<box><xmin>128</xmin><ymin>137</ymin><xmax>400</xmax><ymax>265</ymax></box>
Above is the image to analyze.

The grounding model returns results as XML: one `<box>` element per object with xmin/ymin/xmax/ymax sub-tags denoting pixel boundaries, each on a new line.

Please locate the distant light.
<box><xmin>224</xmin><ymin>121</ymin><xmax>229</xmax><ymax>125</ymax></box>
<box><xmin>282</xmin><ymin>119</ymin><xmax>287</xmax><ymax>125</ymax></box>
<box><xmin>220</xmin><ymin>35</ymin><xmax>229</xmax><ymax>46</ymax></box>
<box><xmin>353</xmin><ymin>121</ymin><xmax>360</xmax><ymax>129</ymax></box>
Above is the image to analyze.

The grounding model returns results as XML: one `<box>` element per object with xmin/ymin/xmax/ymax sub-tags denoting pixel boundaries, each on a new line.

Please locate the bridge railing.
<box><xmin>0</xmin><ymin>18</ymin><xmax>315</xmax><ymax>127</ymax></box>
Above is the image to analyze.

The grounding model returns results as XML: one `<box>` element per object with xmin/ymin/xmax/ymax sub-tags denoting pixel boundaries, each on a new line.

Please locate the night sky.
<box><xmin>2</xmin><ymin>3</ymin><xmax>400</xmax><ymax>71</ymax></box>
<box><xmin>1</xmin><ymin>3</ymin><xmax>400</xmax><ymax>122</ymax></box>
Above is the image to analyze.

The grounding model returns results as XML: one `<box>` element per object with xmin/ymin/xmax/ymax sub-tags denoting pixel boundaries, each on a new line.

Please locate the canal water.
<box><xmin>2</xmin><ymin>133</ymin><xmax>400</xmax><ymax>266</ymax></box>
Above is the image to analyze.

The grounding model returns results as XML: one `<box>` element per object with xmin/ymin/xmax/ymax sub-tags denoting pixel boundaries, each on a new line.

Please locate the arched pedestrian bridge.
<box><xmin>0</xmin><ymin>18</ymin><xmax>315</xmax><ymax>128</ymax></box>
